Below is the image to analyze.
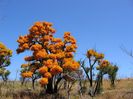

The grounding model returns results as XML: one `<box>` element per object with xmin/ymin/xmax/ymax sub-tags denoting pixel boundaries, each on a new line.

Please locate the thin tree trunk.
<box><xmin>32</xmin><ymin>79</ymin><xmax>35</xmax><ymax>90</ymax></box>
<box><xmin>100</xmin><ymin>74</ymin><xmax>103</xmax><ymax>85</ymax></box>
<box><xmin>90</xmin><ymin>66</ymin><xmax>93</xmax><ymax>87</ymax></box>
<box><xmin>21</xmin><ymin>78</ymin><xmax>25</xmax><ymax>85</ymax></box>
<box><xmin>89</xmin><ymin>58</ymin><xmax>93</xmax><ymax>87</ymax></box>
<box><xmin>2</xmin><ymin>75</ymin><xmax>5</xmax><ymax>82</ymax></box>
<box><xmin>54</xmin><ymin>77</ymin><xmax>62</xmax><ymax>93</ymax></box>
<box><xmin>111</xmin><ymin>78</ymin><xmax>115</xmax><ymax>87</ymax></box>
<box><xmin>94</xmin><ymin>73</ymin><xmax>103</xmax><ymax>95</ymax></box>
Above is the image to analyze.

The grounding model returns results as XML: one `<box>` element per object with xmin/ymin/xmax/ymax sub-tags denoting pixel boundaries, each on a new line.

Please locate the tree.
<box><xmin>0</xmin><ymin>42</ymin><xmax>12</xmax><ymax>81</ymax></box>
<box><xmin>95</xmin><ymin>60</ymin><xmax>111</xmax><ymax>94</ymax></box>
<box><xmin>16</xmin><ymin>21</ymin><xmax>80</xmax><ymax>94</ymax></box>
<box><xmin>107</xmin><ymin>64</ymin><xmax>118</xmax><ymax>87</ymax></box>
<box><xmin>20</xmin><ymin>64</ymin><xmax>41</xmax><ymax>89</ymax></box>
<box><xmin>0</xmin><ymin>68</ymin><xmax>10</xmax><ymax>81</ymax></box>
<box><xmin>81</xmin><ymin>49</ymin><xmax>110</xmax><ymax>96</ymax></box>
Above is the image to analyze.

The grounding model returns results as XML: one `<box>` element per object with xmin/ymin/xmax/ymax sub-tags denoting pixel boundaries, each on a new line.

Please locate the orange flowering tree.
<box><xmin>0</xmin><ymin>42</ymin><xmax>12</xmax><ymax>81</ymax></box>
<box><xmin>81</xmin><ymin>49</ymin><xmax>110</xmax><ymax>96</ymax></box>
<box><xmin>16</xmin><ymin>21</ymin><xmax>80</xmax><ymax>93</ymax></box>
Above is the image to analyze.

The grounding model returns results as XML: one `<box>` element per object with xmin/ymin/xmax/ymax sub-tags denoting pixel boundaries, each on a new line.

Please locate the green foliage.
<box><xmin>0</xmin><ymin>68</ymin><xmax>10</xmax><ymax>81</ymax></box>
<box><xmin>97</xmin><ymin>63</ymin><xmax>119</xmax><ymax>88</ymax></box>
<box><xmin>108</xmin><ymin>65</ymin><xmax>119</xmax><ymax>87</ymax></box>
<box><xmin>0</xmin><ymin>42</ymin><xmax>12</xmax><ymax>81</ymax></box>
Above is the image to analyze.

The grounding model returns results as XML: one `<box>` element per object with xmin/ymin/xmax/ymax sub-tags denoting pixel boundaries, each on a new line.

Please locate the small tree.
<box><xmin>107</xmin><ymin>64</ymin><xmax>118</xmax><ymax>88</ymax></box>
<box><xmin>97</xmin><ymin>64</ymin><xmax>118</xmax><ymax>90</ymax></box>
<box><xmin>16</xmin><ymin>21</ymin><xmax>80</xmax><ymax>94</ymax></box>
<box><xmin>0</xmin><ymin>42</ymin><xmax>12</xmax><ymax>81</ymax></box>
<box><xmin>81</xmin><ymin>49</ymin><xmax>110</xmax><ymax>96</ymax></box>
<box><xmin>0</xmin><ymin>68</ymin><xmax>10</xmax><ymax>81</ymax></box>
<box><xmin>20</xmin><ymin>64</ymin><xmax>41</xmax><ymax>89</ymax></box>
<box><xmin>95</xmin><ymin>60</ymin><xmax>110</xmax><ymax>94</ymax></box>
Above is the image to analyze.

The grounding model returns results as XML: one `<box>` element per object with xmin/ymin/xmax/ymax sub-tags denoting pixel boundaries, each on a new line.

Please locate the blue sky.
<box><xmin>0</xmin><ymin>0</ymin><xmax>133</xmax><ymax>79</ymax></box>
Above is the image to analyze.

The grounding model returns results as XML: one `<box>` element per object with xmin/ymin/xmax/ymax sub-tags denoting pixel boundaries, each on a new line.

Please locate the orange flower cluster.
<box><xmin>95</xmin><ymin>53</ymin><xmax>104</xmax><ymax>59</ymax></box>
<box><xmin>54</xmin><ymin>42</ymin><xmax>64</xmax><ymax>49</ymax></box>
<box><xmin>0</xmin><ymin>42</ymin><xmax>6</xmax><ymax>49</ymax></box>
<box><xmin>63</xmin><ymin>33</ymin><xmax>77</xmax><ymax>60</ymax></box>
<box><xmin>56</xmin><ymin>52</ymin><xmax>65</xmax><ymax>59</ymax></box>
<box><xmin>0</xmin><ymin>42</ymin><xmax>12</xmax><ymax>56</ymax></box>
<box><xmin>44</xmin><ymin>72</ymin><xmax>52</xmax><ymax>78</ymax></box>
<box><xmin>63</xmin><ymin>58</ymin><xmax>80</xmax><ymax>71</ymax></box>
<box><xmin>39</xmin><ymin>77</ymin><xmax>48</xmax><ymax>85</ymax></box>
<box><xmin>87</xmin><ymin>49</ymin><xmax>95</xmax><ymax>57</ymax></box>
<box><xmin>31</xmin><ymin>44</ymin><xmax>42</xmax><ymax>51</ymax></box>
<box><xmin>38</xmin><ymin>66</ymin><xmax>48</xmax><ymax>74</ymax></box>
<box><xmin>43</xmin><ymin>59</ymin><xmax>53</xmax><ymax>68</ymax></box>
<box><xmin>21</xmin><ymin>64</ymin><xmax>29</xmax><ymax>68</ymax></box>
<box><xmin>64</xmin><ymin>32</ymin><xmax>76</xmax><ymax>44</ymax></box>
<box><xmin>41</xmin><ymin>35</ymin><xmax>50</xmax><ymax>42</ymax></box>
<box><xmin>65</xmin><ymin>52</ymin><xmax>73</xmax><ymax>58</ymax></box>
<box><xmin>52</xmin><ymin>38</ymin><xmax>62</xmax><ymax>43</ymax></box>
<box><xmin>21</xmin><ymin>71</ymin><xmax>33</xmax><ymax>78</ymax></box>
<box><xmin>29</xmin><ymin>22</ymin><xmax>55</xmax><ymax>36</ymax></box>
<box><xmin>48</xmin><ymin>54</ymin><xmax>57</xmax><ymax>59</ymax></box>
<box><xmin>33</xmin><ymin>49</ymin><xmax>47</xmax><ymax>60</ymax></box>
<box><xmin>65</xmin><ymin>45</ymin><xmax>76</xmax><ymax>52</ymax></box>
<box><xmin>17</xmin><ymin>22</ymin><xmax>56</xmax><ymax>54</ymax></box>
<box><xmin>16</xmin><ymin>35</ymin><xmax>30</xmax><ymax>54</ymax></box>
<box><xmin>50</xmin><ymin>65</ymin><xmax>63</xmax><ymax>75</ymax></box>
<box><xmin>87</xmin><ymin>49</ymin><xmax>104</xmax><ymax>59</ymax></box>
<box><xmin>24</xmin><ymin>56</ymin><xmax>34</xmax><ymax>61</ymax></box>
<box><xmin>43</xmin><ymin>42</ymin><xmax>49</xmax><ymax>48</ymax></box>
<box><xmin>48</xmin><ymin>41</ymin><xmax>64</xmax><ymax>53</ymax></box>
<box><xmin>17</xmin><ymin>36</ymin><xmax>29</xmax><ymax>44</ymax></box>
<box><xmin>0</xmin><ymin>49</ymin><xmax>12</xmax><ymax>56</ymax></box>
<box><xmin>99</xmin><ymin>60</ymin><xmax>110</xmax><ymax>67</ymax></box>
<box><xmin>21</xmin><ymin>43</ymin><xmax>29</xmax><ymax>49</ymax></box>
<box><xmin>64</xmin><ymin>32</ymin><xmax>70</xmax><ymax>38</ymax></box>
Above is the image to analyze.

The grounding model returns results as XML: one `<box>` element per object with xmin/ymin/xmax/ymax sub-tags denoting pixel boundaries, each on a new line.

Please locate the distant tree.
<box><xmin>0</xmin><ymin>42</ymin><xmax>12</xmax><ymax>81</ymax></box>
<box><xmin>107</xmin><ymin>64</ymin><xmax>118</xmax><ymax>87</ymax></box>
<box><xmin>16</xmin><ymin>21</ymin><xmax>80</xmax><ymax>94</ymax></box>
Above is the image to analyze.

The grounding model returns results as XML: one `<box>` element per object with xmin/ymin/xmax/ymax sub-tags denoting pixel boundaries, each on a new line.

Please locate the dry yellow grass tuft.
<box><xmin>0</xmin><ymin>79</ymin><xmax>133</xmax><ymax>99</ymax></box>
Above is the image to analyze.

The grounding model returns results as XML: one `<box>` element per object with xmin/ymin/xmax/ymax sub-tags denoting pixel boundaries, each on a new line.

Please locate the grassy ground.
<box><xmin>0</xmin><ymin>79</ymin><xmax>133</xmax><ymax>99</ymax></box>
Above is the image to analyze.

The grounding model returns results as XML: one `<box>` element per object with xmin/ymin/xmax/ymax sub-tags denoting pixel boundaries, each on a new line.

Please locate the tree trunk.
<box><xmin>32</xmin><ymin>79</ymin><xmax>35</xmax><ymax>90</ymax></box>
<box><xmin>100</xmin><ymin>74</ymin><xmax>103</xmax><ymax>85</ymax></box>
<box><xmin>21</xmin><ymin>78</ymin><xmax>25</xmax><ymax>85</ymax></box>
<box><xmin>94</xmin><ymin>73</ymin><xmax>103</xmax><ymax>95</ymax></box>
<box><xmin>46</xmin><ymin>78</ymin><xmax>54</xmax><ymax>94</ymax></box>
<box><xmin>90</xmin><ymin>66</ymin><xmax>93</xmax><ymax>87</ymax></box>
<box><xmin>54</xmin><ymin>77</ymin><xmax>62</xmax><ymax>93</ymax></box>
<box><xmin>2</xmin><ymin>75</ymin><xmax>5</xmax><ymax>81</ymax></box>
<box><xmin>111</xmin><ymin>78</ymin><xmax>115</xmax><ymax>87</ymax></box>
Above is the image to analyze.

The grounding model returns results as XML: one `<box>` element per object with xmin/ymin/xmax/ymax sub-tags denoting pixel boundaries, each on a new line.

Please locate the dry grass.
<box><xmin>0</xmin><ymin>79</ymin><xmax>133</xmax><ymax>99</ymax></box>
